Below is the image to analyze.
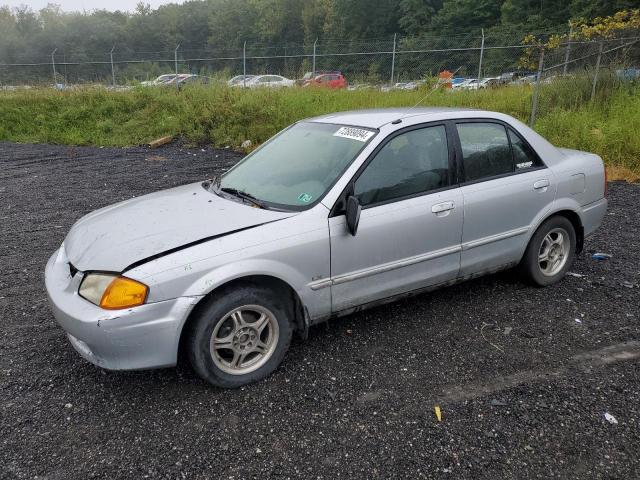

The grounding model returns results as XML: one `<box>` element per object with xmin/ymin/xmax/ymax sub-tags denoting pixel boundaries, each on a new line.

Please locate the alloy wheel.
<box><xmin>538</xmin><ymin>227</ymin><xmax>570</xmax><ymax>277</ymax></box>
<box><xmin>209</xmin><ymin>305</ymin><xmax>279</xmax><ymax>375</ymax></box>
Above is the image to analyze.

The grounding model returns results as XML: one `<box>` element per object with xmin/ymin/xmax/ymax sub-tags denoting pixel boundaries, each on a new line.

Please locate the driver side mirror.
<box><xmin>345</xmin><ymin>195</ymin><xmax>362</xmax><ymax>236</ymax></box>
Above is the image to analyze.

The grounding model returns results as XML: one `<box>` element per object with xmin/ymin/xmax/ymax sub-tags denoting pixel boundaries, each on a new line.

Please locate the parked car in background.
<box><xmin>245</xmin><ymin>74</ymin><xmax>294</xmax><ymax>88</ymax></box>
<box><xmin>347</xmin><ymin>83</ymin><xmax>373</xmax><ymax>91</ymax></box>
<box><xmin>228</xmin><ymin>75</ymin><xmax>256</xmax><ymax>87</ymax></box>
<box><xmin>297</xmin><ymin>70</ymin><xmax>341</xmax><ymax>85</ymax></box>
<box><xmin>463</xmin><ymin>77</ymin><xmax>501</xmax><ymax>90</ymax></box>
<box><xmin>616</xmin><ymin>68</ymin><xmax>640</xmax><ymax>80</ymax></box>
<box><xmin>452</xmin><ymin>78</ymin><xmax>477</xmax><ymax>90</ymax></box>
<box><xmin>477</xmin><ymin>77</ymin><xmax>501</xmax><ymax>89</ymax></box>
<box><xmin>167</xmin><ymin>74</ymin><xmax>210</xmax><ymax>87</ymax></box>
<box><xmin>499</xmin><ymin>71</ymin><xmax>534</xmax><ymax>84</ymax></box>
<box><xmin>381</xmin><ymin>81</ymin><xmax>426</xmax><ymax>92</ymax></box>
<box><xmin>46</xmin><ymin>107</ymin><xmax>607</xmax><ymax>388</ymax></box>
<box><xmin>402</xmin><ymin>80</ymin><xmax>427</xmax><ymax>90</ymax></box>
<box><xmin>511</xmin><ymin>74</ymin><xmax>538</xmax><ymax>85</ymax></box>
<box><xmin>304</xmin><ymin>72</ymin><xmax>348</xmax><ymax>89</ymax></box>
<box><xmin>140</xmin><ymin>74</ymin><xmax>176</xmax><ymax>86</ymax></box>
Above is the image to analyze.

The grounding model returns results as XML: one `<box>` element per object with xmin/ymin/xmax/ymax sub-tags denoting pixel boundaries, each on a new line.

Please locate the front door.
<box><xmin>328</xmin><ymin>123</ymin><xmax>463</xmax><ymax>312</ymax></box>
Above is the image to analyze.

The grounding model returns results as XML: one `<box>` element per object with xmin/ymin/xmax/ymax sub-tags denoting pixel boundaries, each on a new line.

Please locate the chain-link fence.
<box><xmin>1</xmin><ymin>30</ymin><xmax>638</xmax><ymax>88</ymax></box>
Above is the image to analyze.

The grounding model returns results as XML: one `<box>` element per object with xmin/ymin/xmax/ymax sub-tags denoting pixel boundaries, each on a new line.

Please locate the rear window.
<box><xmin>457</xmin><ymin>123</ymin><xmax>513</xmax><ymax>182</ymax></box>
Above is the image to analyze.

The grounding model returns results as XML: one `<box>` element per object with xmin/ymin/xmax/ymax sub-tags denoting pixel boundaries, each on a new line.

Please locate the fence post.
<box><xmin>477</xmin><ymin>28</ymin><xmax>485</xmax><ymax>81</ymax></box>
<box><xmin>243</xmin><ymin>41</ymin><xmax>247</xmax><ymax>88</ymax></box>
<box><xmin>591</xmin><ymin>41</ymin><xmax>604</xmax><ymax>101</ymax></box>
<box><xmin>529</xmin><ymin>47</ymin><xmax>545</xmax><ymax>127</ymax></box>
<box><xmin>312</xmin><ymin>38</ymin><xmax>317</xmax><ymax>77</ymax></box>
<box><xmin>284</xmin><ymin>45</ymin><xmax>288</xmax><ymax>75</ymax></box>
<box><xmin>51</xmin><ymin>48</ymin><xmax>57</xmax><ymax>85</ymax></box>
<box><xmin>562</xmin><ymin>25</ymin><xmax>573</xmax><ymax>75</ymax></box>
<box><xmin>390</xmin><ymin>33</ymin><xmax>397</xmax><ymax>85</ymax></box>
<box><xmin>110</xmin><ymin>45</ymin><xmax>116</xmax><ymax>87</ymax></box>
<box><xmin>174</xmin><ymin>44</ymin><xmax>180</xmax><ymax>90</ymax></box>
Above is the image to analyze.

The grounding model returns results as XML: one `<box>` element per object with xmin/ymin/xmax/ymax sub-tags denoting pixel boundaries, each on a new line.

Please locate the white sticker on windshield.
<box><xmin>333</xmin><ymin>126</ymin><xmax>375</xmax><ymax>142</ymax></box>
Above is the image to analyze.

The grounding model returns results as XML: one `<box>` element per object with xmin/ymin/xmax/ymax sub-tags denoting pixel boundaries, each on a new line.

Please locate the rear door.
<box><xmin>455</xmin><ymin>121</ymin><xmax>555</xmax><ymax>276</ymax></box>
<box><xmin>329</xmin><ymin>123</ymin><xmax>463</xmax><ymax>312</ymax></box>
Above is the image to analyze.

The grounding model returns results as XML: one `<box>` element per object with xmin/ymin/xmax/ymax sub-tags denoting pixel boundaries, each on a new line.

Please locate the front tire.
<box><xmin>520</xmin><ymin>216</ymin><xmax>576</xmax><ymax>286</ymax></box>
<box><xmin>186</xmin><ymin>284</ymin><xmax>293</xmax><ymax>388</ymax></box>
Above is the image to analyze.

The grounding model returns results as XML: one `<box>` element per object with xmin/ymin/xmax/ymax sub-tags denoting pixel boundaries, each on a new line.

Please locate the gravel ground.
<box><xmin>1</xmin><ymin>141</ymin><xmax>639</xmax><ymax>480</ymax></box>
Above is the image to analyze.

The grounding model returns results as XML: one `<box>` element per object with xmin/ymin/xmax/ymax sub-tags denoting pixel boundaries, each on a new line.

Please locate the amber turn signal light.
<box><xmin>99</xmin><ymin>276</ymin><xmax>148</xmax><ymax>310</ymax></box>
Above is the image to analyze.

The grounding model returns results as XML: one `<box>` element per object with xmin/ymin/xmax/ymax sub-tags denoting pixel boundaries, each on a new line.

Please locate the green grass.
<box><xmin>0</xmin><ymin>79</ymin><xmax>638</xmax><ymax>177</ymax></box>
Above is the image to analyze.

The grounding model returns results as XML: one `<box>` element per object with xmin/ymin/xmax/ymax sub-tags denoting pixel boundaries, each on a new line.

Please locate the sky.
<box><xmin>0</xmin><ymin>0</ymin><xmax>184</xmax><ymax>12</ymax></box>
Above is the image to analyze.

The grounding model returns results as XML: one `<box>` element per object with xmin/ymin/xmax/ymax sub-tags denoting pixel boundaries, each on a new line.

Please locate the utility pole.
<box><xmin>51</xmin><ymin>48</ymin><xmax>57</xmax><ymax>85</ymax></box>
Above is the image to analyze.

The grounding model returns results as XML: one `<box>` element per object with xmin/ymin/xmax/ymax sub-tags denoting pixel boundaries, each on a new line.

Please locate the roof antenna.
<box><xmin>391</xmin><ymin>66</ymin><xmax>462</xmax><ymax>124</ymax></box>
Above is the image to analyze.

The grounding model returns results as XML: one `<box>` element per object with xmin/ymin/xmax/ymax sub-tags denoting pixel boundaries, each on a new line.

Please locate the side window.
<box><xmin>354</xmin><ymin>125</ymin><xmax>449</xmax><ymax>206</ymax></box>
<box><xmin>508</xmin><ymin>128</ymin><xmax>544</xmax><ymax>170</ymax></box>
<box><xmin>457</xmin><ymin>123</ymin><xmax>513</xmax><ymax>182</ymax></box>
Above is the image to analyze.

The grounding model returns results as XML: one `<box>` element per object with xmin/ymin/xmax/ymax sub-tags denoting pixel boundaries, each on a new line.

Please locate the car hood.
<box><xmin>64</xmin><ymin>182</ymin><xmax>296</xmax><ymax>272</ymax></box>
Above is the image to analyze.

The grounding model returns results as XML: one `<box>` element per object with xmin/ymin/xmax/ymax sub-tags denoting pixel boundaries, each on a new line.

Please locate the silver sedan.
<box><xmin>45</xmin><ymin>108</ymin><xmax>608</xmax><ymax>387</ymax></box>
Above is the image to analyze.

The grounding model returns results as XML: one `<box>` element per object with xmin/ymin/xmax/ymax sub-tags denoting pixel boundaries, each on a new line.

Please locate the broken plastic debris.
<box><xmin>241</xmin><ymin>139</ymin><xmax>253</xmax><ymax>149</ymax></box>
<box><xmin>566</xmin><ymin>272</ymin><xmax>584</xmax><ymax>278</ymax></box>
<box><xmin>434</xmin><ymin>405</ymin><xmax>442</xmax><ymax>422</ymax></box>
<box><xmin>592</xmin><ymin>253</ymin><xmax>612</xmax><ymax>261</ymax></box>
<box><xmin>604</xmin><ymin>412</ymin><xmax>618</xmax><ymax>424</ymax></box>
<box><xmin>575</xmin><ymin>318</ymin><xmax>583</xmax><ymax>324</ymax></box>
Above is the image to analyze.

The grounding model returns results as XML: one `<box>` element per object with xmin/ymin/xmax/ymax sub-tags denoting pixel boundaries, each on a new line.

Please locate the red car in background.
<box><xmin>303</xmin><ymin>71</ymin><xmax>348</xmax><ymax>89</ymax></box>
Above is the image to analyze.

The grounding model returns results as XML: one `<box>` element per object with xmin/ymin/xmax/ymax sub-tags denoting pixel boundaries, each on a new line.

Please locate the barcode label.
<box><xmin>333</xmin><ymin>126</ymin><xmax>375</xmax><ymax>142</ymax></box>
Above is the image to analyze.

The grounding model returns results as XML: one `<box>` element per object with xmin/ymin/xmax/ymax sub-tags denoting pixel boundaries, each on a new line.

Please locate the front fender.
<box><xmin>181</xmin><ymin>259</ymin><xmax>330</xmax><ymax>322</ymax></box>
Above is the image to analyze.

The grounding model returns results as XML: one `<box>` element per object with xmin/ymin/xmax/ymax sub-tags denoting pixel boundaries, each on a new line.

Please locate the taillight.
<box><xmin>604</xmin><ymin>167</ymin><xmax>608</xmax><ymax>198</ymax></box>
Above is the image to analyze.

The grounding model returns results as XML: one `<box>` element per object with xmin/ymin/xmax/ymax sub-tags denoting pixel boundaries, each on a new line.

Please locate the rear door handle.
<box><xmin>431</xmin><ymin>201</ymin><xmax>455</xmax><ymax>214</ymax></box>
<box><xmin>533</xmin><ymin>179</ymin><xmax>550</xmax><ymax>190</ymax></box>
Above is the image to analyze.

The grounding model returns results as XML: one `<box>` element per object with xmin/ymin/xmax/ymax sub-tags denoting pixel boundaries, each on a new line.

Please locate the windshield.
<box><xmin>218</xmin><ymin>122</ymin><xmax>376</xmax><ymax>209</ymax></box>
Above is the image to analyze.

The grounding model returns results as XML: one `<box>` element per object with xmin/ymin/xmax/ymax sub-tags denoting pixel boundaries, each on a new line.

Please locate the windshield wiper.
<box><xmin>219</xmin><ymin>187</ymin><xmax>268</xmax><ymax>209</ymax></box>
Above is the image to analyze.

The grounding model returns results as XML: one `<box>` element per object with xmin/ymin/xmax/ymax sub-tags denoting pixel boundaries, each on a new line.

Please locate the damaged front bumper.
<box><xmin>45</xmin><ymin>247</ymin><xmax>201</xmax><ymax>370</ymax></box>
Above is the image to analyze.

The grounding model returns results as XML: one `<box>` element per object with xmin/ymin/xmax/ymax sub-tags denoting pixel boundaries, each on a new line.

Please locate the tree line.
<box><xmin>0</xmin><ymin>0</ymin><xmax>637</xmax><ymax>83</ymax></box>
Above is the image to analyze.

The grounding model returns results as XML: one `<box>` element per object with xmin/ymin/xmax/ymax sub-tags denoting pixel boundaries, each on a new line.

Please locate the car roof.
<box><xmin>307</xmin><ymin>107</ymin><xmax>485</xmax><ymax>128</ymax></box>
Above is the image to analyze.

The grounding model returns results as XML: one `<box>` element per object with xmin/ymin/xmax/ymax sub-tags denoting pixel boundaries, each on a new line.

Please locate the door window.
<box><xmin>354</xmin><ymin>125</ymin><xmax>450</xmax><ymax>206</ymax></box>
<box><xmin>457</xmin><ymin>123</ymin><xmax>513</xmax><ymax>181</ymax></box>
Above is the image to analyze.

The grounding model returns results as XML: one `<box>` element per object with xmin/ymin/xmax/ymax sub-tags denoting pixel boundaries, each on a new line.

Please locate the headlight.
<box><xmin>79</xmin><ymin>273</ymin><xmax>148</xmax><ymax>310</ymax></box>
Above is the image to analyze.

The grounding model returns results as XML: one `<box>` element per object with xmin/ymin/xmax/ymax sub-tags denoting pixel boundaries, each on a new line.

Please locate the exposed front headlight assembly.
<box><xmin>79</xmin><ymin>273</ymin><xmax>148</xmax><ymax>310</ymax></box>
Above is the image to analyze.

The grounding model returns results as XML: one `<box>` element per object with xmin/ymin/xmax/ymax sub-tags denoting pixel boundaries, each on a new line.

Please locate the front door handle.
<box><xmin>533</xmin><ymin>179</ymin><xmax>550</xmax><ymax>190</ymax></box>
<box><xmin>431</xmin><ymin>201</ymin><xmax>455</xmax><ymax>214</ymax></box>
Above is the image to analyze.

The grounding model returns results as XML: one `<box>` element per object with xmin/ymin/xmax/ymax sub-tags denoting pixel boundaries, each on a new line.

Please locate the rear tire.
<box><xmin>186</xmin><ymin>284</ymin><xmax>293</xmax><ymax>388</ymax></box>
<box><xmin>520</xmin><ymin>216</ymin><xmax>576</xmax><ymax>287</ymax></box>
